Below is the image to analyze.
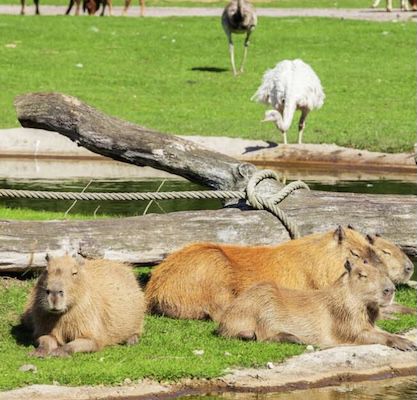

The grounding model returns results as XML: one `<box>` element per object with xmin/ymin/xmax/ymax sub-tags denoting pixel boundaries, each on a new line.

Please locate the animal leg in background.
<box><xmin>20</xmin><ymin>0</ymin><xmax>25</xmax><ymax>15</ymax></box>
<box><xmin>239</xmin><ymin>31</ymin><xmax>252</xmax><ymax>74</ymax></box>
<box><xmin>123</xmin><ymin>0</ymin><xmax>145</xmax><ymax>16</ymax></box>
<box><xmin>298</xmin><ymin>108</ymin><xmax>309</xmax><ymax>144</ymax></box>
<box><xmin>223</xmin><ymin>26</ymin><xmax>237</xmax><ymax>76</ymax></box>
<box><xmin>65</xmin><ymin>0</ymin><xmax>81</xmax><ymax>15</ymax></box>
<box><xmin>21</xmin><ymin>0</ymin><xmax>40</xmax><ymax>15</ymax></box>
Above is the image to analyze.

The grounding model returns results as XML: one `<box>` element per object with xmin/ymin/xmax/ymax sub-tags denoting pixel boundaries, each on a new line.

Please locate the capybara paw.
<box><xmin>29</xmin><ymin>347</ymin><xmax>49</xmax><ymax>358</ymax></box>
<box><xmin>237</xmin><ymin>330</ymin><xmax>256</xmax><ymax>341</ymax></box>
<box><xmin>126</xmin><ymin>334</ymin><xmax>139</xmax><ymax>345</ymax></box>
<box><xmin>49</xmin><ymin>347</ymin><xmax>71</xmax><ymax>357</ymax></box>
<box><xmin>388</xmin><ymin>336</ymin><xmax>417</xmax><ymax>351</ymax></box>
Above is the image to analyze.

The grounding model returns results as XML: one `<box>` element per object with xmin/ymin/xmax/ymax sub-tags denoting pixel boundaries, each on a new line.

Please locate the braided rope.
<box><xmin>0</xmin><ymin>170</ymin><xmax>309</xmax><ymax>239</ymax></box>
<box><xmin>246</xmin><ymin>170</ymin><xmax>309</xmax><ymax>239</ymax></box>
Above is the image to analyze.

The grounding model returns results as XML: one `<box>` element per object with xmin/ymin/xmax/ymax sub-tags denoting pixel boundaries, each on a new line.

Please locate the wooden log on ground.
<box><xmin>1</xmin><ymin>191</ymin><xmax>416</xmax><ymax>272</ymax></box>
<box><xmin>6</xmin><ymin>92</ymin><xmax>416</xmax><ymax>271</ymax></box>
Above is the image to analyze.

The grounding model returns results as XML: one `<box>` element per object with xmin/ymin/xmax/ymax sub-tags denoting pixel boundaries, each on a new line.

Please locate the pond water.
<box><xmin>177</xmin><ymin>377</ymin><xmax>416</xmax><ymax>400</ymax></box>
<box><xmin>0</xmin><ymin>178</ymin><xmax>415</xmax><ymax>217</ymax></box>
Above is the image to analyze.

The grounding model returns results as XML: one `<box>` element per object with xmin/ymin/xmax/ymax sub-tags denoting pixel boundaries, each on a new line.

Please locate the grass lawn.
<box><xmin>0</xmin><ymin>16</ymin><xmax>415</xmax><ymax>152</ymax></box>
<box><xmin>0</xmin><ymin>274</ymin><xmax>415</xmax><ymax>391</ymax></box>
<box><xmin>0</xmin><ymin>0</ymin><xmax>391</xmax><ymax>9</ymax></box>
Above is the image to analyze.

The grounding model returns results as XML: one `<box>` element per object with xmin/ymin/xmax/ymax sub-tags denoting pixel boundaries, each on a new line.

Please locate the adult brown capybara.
<box><xmin>145</xmin><ymin>226</ymin><xmax>413</xmax><ymax>322</ymax></box>
<box><xmin>23</xmin><ymin>254</ymin><xmax>145</xmax><ymax>357</ymax></box>
<box><xmin>217</xmin><ymin>260</ymin><xmax>416</xmax><ymax>351</ymax></box>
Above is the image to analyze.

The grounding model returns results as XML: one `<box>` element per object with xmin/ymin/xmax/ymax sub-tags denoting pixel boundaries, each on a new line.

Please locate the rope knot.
<box><xmin>245</xmin><ymin>170</ymin><xmax>309</xmax><ymax>239</ymax></box>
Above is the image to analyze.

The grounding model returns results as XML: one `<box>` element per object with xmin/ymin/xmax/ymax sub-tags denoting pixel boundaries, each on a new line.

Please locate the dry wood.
<box><xmin>4</xmin><ymin>92</ymin><xmax>415</xmax><ymax>272</ymax></box>
<box><xmin>1</xmin><ymin>195</ymin><xmax>416</xmax><ymax>272</ymax></box>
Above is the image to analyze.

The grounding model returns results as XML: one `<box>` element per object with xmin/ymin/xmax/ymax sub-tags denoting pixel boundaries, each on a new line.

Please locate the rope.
<box><xmin>0</xmin><ymin>170</ymin><xmax>309</xmax><ymax>239</ymax></box>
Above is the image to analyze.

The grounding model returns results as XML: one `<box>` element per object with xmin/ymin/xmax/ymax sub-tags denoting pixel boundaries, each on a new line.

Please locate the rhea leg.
<box><xmin>386</xmin><ymin>0</ymin><xmax>392</xmax><ymax>11</ymax></box>
<box><xmin>371</xmin><ymin>0</ymin><xmax>380</xmax><ymax>7</ymax></box>
<box><xmin>139</xmin><ymin>0</ymin><xmax>145</xmax><ymax>16</ymax></box>
<box><xmin>34</xmin><ymin>0</ymin><xmax>40</xmax><ymax>14</ymax></box>
<box><xmin>20</xmin><ymin>0</ymin><xmax>25</xmax><ymax>14</ymax></box>
<box><xmin>297</xmin><ymin>108</ymin><xmax>309</xmax><ymax>144</ymax></box>
<box><xmin>239</xmin><ymin>31</ymin><xmax>252</xmax><ymax>74</ymax></box>
<box><xmin>122</xmin><ymin>0</ymin><xmax>131</xmax><ymax>15</ymax></box>
<box><xmin>282</xmin><ymin>131</ymin><xmax>288</xmax><ymax>145</ymax></box>
<box><xmin>224</xmin><ymin>29</ymin><xmax>237</xmax><ymax>76</ymax></box>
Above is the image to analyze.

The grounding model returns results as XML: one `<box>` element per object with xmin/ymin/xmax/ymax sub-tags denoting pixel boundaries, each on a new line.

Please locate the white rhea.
<box><xmin>222</xmin><ymin>0</ymin><xmax>257</xmax><ymax>76</ymax></box>
<box><xmin>252</xmin><ymin>59</ymin><xmax>325</xmax><ymax>144</ymax></box>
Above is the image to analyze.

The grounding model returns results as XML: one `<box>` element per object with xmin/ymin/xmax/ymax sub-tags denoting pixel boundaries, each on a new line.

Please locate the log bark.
<box><xmin>1</xmin><ymin>193</ymin><xmax>416</xmax><ymax>272</ymax></box>
<box><xmin>14</xmin><ymin>93</ymin><xmax>256</xmax><ymax>191</ymax></box>
<box><xmin>7</xmin><ymin>92</ymin><xmax>416</xmax><ymax>272</ymax></box>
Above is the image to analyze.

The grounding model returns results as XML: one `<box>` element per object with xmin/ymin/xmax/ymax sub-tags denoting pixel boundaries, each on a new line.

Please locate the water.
<box><xmin>177</xmin><ymin>377</ymin><xmax>416</xmax><ymax>400</ymax></box>
<box><xmin>0</xmin><ymin>178</ymin><xmax>415</xmax><ymax>217</ymax></box>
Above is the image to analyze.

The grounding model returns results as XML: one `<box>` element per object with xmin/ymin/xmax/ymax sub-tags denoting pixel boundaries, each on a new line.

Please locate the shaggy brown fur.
<box><xmin>146</xmin><ymin>226</ymin><xmax>400</xmax><ymax>321</ymax></box>
<box><xmin>217</xmin><ymin>260</ymin><xmax>416</xmax><ymax>351</ymax></box>
<box><xmin>24</xmin><ymin>255</ymin><xmax>145</xmax><ymax>357</ymax></box>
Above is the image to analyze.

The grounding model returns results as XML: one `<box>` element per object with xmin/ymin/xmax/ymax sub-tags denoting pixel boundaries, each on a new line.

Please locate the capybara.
<box><xmin>365</xmin><ymin>233</ymin><xmax>414</xmax><ymax>284</ymax></box>
<box><xmin>217</xmin><ymin>260</ymin><xmax>416</xmax><ymax>351</ymax></box>
<box><xmin>145</xmin><ymin>226</ymin><xmax>412</xmax><ymax>322</ymax></box>
<box><xmin>23</xmin><ymin>254</ymin><xmax>145</xmax><ymax>357</ymax></box>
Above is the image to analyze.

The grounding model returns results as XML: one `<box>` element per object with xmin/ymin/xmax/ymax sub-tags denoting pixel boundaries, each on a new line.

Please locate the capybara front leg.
<box><xmin>236</xmin><ymin>330</ymin><xmax>256</xmax><ymax>341</ymax></box>
<box><xmin>51</xmin><ymin>338</ymin><xmax>99</xmax><ymax>356</ymax></box>
<box><xmin>125</xmin><ymin>334</ymin><xmax>139</xmax><ymax>345</ymax></box>
<box><xmin>380</xmin><ymin>303</ymin><xmax>416</xmax><ymax>319</ymax></box>
<box><xmin>269</xmin><ymin>332</ymin><xmax>304</xmax><ymax>344</ymax></box>
<box><xmin>31</xmin><ymin>334</ymin><xmax>58</xmax><ymax>357</ymax></box>
<box><xmin>356</xmin><ymin>329</ymin><xmax>416</xmax><ymax>351</ymax></box>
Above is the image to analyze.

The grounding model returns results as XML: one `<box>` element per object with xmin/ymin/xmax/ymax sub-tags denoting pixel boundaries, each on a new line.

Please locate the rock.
<box><xmin>192</xmin><ymin>349</ymin><xmax>204</xmax><ymax>356</ymax></box>
<box><xmin>266</xmin><ymin>362</ymin><xmax>275</xmax><ymax>369</ymax></box>
<box><xmin>18</xmin><ymin>364</ymin><xmax>37</xmax><ymax>373</ymax></box>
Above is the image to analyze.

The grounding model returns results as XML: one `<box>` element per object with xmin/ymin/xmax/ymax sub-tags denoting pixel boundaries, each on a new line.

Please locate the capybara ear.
<box><xmin>45</xmin><ymin>253</ymin><xmax>52</xmax><ymax>262</ymax></box>
<box><xmin>334</xmin><ymin>225</ymin><xmax>346</xmax><ymax>244</ymax></box>
<box><xmin>344</xmin><ymin>259</ymin><xmax>352</xmax><ymax>273</ymax></box>
<box><xmin>347</xmin><ymin>224</ymin><xmax>355</xmax><ymax>230</ymax></box>
<box><xmin>375</xmin><ymin>233</ymin><xmax>381</xmax><ymax>237</ymax></box>
<box><xmin>366</xmin><ymin>234</ymin><xmax>375</xmax><ymax>245</ymax></box>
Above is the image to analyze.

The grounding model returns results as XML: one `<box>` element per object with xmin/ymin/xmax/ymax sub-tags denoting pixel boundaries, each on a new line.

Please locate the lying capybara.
<box><xmin>23</xmin><ymin>254</ymin><xmax>145</xmax><ymax>357</ymax></box>
<box><xmin>365</xmin><ymin>233</ymin><xmax>414</xmax><ymax>284</ymax></box>
<box><xmin>145</xmin><ymin>226</ymin><xmax>411</xmax><ymax>321</ymax></box>
<box><xmin>217</xmin><ymin>260</ymin><xmax>416</xmax><ymax>351</ymax></box>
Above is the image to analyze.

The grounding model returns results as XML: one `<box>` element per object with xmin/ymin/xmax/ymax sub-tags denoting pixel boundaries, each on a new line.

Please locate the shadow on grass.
<box><xmin>191</xmin><ymin>66</ymin><xmax>228</xmax><ymax>73</ymax></box>
<box><xmin>11</xmin><ymin>321</ymin><xmax>33</xmax><ymax>347</ymax></box>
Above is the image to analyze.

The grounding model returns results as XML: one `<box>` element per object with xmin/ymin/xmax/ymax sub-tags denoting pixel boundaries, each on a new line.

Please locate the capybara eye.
<box><xmin>46</xmin><ymin>289</ymin><xmax>50</xmax><ymax>295</ymax></box>
<box><xmin>382</xmin><ymin>249</ymin><xmax>392</xmax><ymax>256</ymax></box>
<box><xmin>363</xmin><ymin>259</ymin><xmax>368</xmax><ymax>264</ymax></box>
<box><xmin>72</xmin><ymin>271</ymin><xmax>78</xmax><ymax>276</ymax></box>
<box><xmin>350</xmin><ymin>250</ymin><xmax>360</xmax><ymax>258</ymax></box>
<box><xmin>359</xmin><ymin>273</ymin><xmax>367</xmax><ymax>279</ymax></box>
<box><xmin>59</xmin><ymin>291</ymin><xmax>64</xmax><ymax>296</ymax></box>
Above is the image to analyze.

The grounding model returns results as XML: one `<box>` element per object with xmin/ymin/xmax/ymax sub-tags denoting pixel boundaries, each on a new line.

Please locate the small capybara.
<box><xmin>145</xmin><ymin>226</ymin><xmax>412</xmax><ymax>321</ymax></box>
<box><xmin>23</xmin><ymin>254</ymin><xmax>145</xmax><ymax>357</ymax></box>
<box><xmin>217</xmin><ymin>260</ymin><xmax>416</xmax><ymax>351</ymax></box>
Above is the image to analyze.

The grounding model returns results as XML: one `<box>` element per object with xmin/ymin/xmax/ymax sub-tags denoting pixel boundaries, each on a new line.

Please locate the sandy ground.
<box><xmin>1</xmin><ymin>5</ymin><xmax>416</xmax><ymax>21</ymax></box>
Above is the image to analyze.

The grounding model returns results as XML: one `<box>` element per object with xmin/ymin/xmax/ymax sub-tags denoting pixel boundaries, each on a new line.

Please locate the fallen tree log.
<box><xmin>4</xmin><ymin>92</ymin><xmax>415</xmax><ymax>272</ymax></box>
<box><xmin>1</xmin><ymin>191</ymin><xmax>416</xmax><ymax>272</ymax></box>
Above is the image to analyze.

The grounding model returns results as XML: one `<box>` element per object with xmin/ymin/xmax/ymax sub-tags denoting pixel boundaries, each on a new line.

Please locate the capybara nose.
<box><xmin>405</xmin><ymin>264</ymin><xmax>414</xmax><ymax>274</ymax></box>
<box><xmin>383</xmin><ymin>287</ymin><xmax>395</xmax><ymax>297</ymax></box>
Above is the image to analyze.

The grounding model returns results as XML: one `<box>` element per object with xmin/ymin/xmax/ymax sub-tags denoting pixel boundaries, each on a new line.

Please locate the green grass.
<box><xmin>0</xmin><ymin>0</ymin><xmax>390</xmax><ymax>9</ymax></box>
<box><xmin>0</xmin><ymin>276</ymin><xmax>415</xmax><ymax>391</ymax></box>
<box><xmin>0</xmin><ymin>16</ymin><xmax>415</xmax><ymax>152</ymax></box>
<box><xmin>0</xmin><ymin>276</ymin><xmax>304</xmax><ymax>390</ymax></box>
<box><xmin>0</xmin><ymin>204</ymin><xmax>109</xmax><ymax>220</ymax></box>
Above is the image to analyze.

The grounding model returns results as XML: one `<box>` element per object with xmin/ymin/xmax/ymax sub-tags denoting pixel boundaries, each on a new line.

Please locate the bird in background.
<box><xmin>222</xmin><ymin>0</ymin><xmax>257</xmax><ymax>76</ymax></box>
<box><xmin>252</xmin><ymin>59</ymin><xmax>325</xmax><ymax>144</ymax></box>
